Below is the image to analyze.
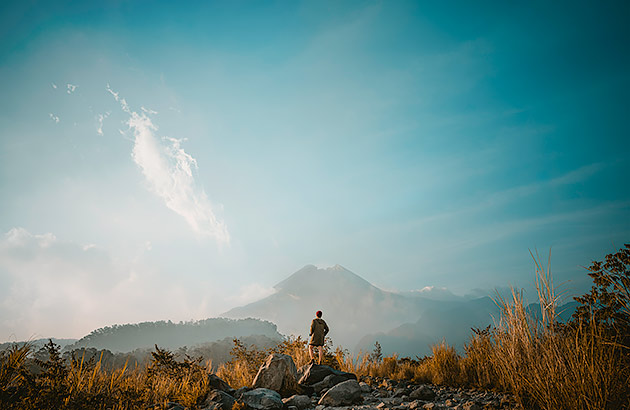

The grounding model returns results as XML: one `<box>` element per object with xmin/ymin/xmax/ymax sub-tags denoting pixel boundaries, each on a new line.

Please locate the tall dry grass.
<box><xmin>335</xmin><ymin>250</ymin><xmax>630</xmax><ymax>409</ymax></box>
<box><xmin>0</xmin><ymin>341</ymin><xmax>215</xmax><ymax>409</ymax></box>
<box><xmin>461</xmin><ymin>251</ymin><xmax>630</xmax><ymax>410</ymax></box>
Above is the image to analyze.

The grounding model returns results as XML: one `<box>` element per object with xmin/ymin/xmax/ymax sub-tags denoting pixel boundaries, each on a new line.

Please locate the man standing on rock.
<box><xmin>309</xmin><ymin>310</ymin><xmax>329</xmax><ymax>365</ymax></box>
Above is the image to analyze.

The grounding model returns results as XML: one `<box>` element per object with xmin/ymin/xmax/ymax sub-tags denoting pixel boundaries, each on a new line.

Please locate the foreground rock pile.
<box><xmin>161</xmin><ymin>354</ymin><xmax>523</xmax><ymax>410</ymax></box>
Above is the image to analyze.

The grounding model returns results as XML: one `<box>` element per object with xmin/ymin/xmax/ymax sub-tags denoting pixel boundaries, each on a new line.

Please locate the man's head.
<box><xmin>316</xmin><ymin>310</ymin><xmax>322</xmax><ymax>318</ymax></box>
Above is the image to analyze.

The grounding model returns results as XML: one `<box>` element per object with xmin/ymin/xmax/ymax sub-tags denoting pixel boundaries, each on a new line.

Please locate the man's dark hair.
<box><xmin>316</xmin><ymin>310</ymin><xmax>322</xmax><ymax>318</ymax></box>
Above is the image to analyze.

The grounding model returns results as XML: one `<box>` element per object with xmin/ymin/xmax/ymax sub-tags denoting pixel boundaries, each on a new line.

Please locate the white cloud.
<box><xmin>0</xmin><ymin>228</ymin><xmax>226</xmax><ymax>341</ymax></box>
<box><xmin>51</xmin><ymin>83</ymin><xmax>57</xmax><ymax>89</ymax></box>
<box><xmin>96</xmin><ymin>111</ymin><xmax>110</xmax><ymax>136</ymax></box>
<box><xmin>108</xmin><ymin>85</ymin><xmax>229</xmax><ymax>245</ymax></box>
<box><xmin>49</xmin><ymin>113</ymin><xmax>60</xmax><ymax>123</ymax></box>
<box><xmin>66</xmin><ymin>83</ymin><xmax>77</xmax><ymax>94</ymax></box>
<box><xmin>141</xmin><ymin>106</ymin><xmax>158</xmax><ymax>115</ymax></box>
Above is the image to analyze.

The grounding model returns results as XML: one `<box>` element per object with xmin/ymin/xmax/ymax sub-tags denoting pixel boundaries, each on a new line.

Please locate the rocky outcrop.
<box><xmin>241</xmin><ymin>388</ymin><xmax>284</xmax><ymax>410</ymax></box>
<box><xmin>170</xmin><ymin>371</ymin><xmax>522</xmax><ymax>410</ymax></box>
<box><xmin>318</xmin><ymin>379</ymin><xmax>363</xmax><ymax>406</ymax></box>
<box><xmin>252</xmin><ymin>354</ymin><xmax>301</xmax><ymax>397</ymax></box>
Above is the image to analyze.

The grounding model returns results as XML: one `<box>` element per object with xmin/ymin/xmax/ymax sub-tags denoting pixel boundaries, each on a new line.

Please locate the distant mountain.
<box><xmin>356</xmin><ymin>296</ymin><xmax>499</xmax><ymax>357</ymax></box>
<box><xmin>223</xmin><ymin>264</ymin><xmax>446</xmax><ymax>348</ymax></box>
<box><xmin>223</xmin><ymin>264</ymin><xmax>578</xmax><ymax>357</ymax></box>
<box><xmin>357</xmin><ymin>298</ymin><xmax>579</xmax><ymax>357</ymax></box>
<box><xmin>66</xmin><ymin>317</ymin><xmax>283</xmax><ymax>353</ymax></box>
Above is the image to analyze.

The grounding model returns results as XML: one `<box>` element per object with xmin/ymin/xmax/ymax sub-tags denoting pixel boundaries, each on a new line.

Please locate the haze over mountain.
<box><xmin>224</xmin><ymin>264</ymin><xmax>577</xmax><ymax>356</ymax></box>
<box><xmin>0</xmin><ymin>264</ymin><xmax>577</xmax><ymax>359</ymax></box>
<box><xmin>223</xmin><ymin>265</ymin><xmax>471</xmax><ymax>349</ymax></box>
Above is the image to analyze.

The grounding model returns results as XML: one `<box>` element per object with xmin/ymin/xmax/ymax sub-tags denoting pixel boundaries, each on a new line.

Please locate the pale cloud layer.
<box><xmin>0</xmin><ymin>228</ymin><xmax>226</xmax><ymax>341</ymax></box>
<box><xmin>107</xmin><ymin>85</ymin><xmax>229</xmax><ymax>245</ymax></box>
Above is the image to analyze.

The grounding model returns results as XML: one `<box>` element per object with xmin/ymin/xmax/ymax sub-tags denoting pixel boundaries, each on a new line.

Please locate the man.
<box><xmin>309</xmin><ymin>310</ymin><xmax>329</xmax><ymax>365</ymax></box>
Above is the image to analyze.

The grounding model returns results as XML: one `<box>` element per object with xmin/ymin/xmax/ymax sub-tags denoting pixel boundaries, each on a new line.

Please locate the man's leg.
<box><xmin>318</xmin><ymin>346</ymin><xmax>323</xmax><ymax>365</ymax></box>
<box><xmin>309</xmin><ymin>345</ymin><xmax>315</xmax><ymax>363</ymax></box>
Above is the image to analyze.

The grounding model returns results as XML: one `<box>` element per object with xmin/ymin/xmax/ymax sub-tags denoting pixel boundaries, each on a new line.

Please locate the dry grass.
<box><xmin>0</xmin><ymin>342</ymin><xmax>214</xmax><ymax>409</ymax></box>
<box><xmin>334</xmin><ymin>250</ymin><xmax>630</xmax><ymax>410</ymax></box>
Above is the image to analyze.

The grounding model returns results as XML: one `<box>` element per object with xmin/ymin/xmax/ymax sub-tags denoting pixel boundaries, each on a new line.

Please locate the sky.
<box><xmin>1</xmin><ymin>0</ymin><xmax>628</xmax><ymax>341</ymax></box>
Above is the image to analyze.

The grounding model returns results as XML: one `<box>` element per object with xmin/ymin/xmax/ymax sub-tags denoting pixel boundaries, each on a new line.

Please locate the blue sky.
<box><xmin>1</xmin><ymin>1</ymin><xmax>628</xmax><ymax>340</ymax></box>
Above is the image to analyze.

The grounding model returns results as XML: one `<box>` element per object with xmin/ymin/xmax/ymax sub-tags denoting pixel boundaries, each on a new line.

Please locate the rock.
<box><xmin>376</xmin><ymin>402</ymin><xmax>387</xmax><ymax>409</ymax></box>
<box><xmin>288</xmin><ymin>406</ymin><xmax>298</xmax><ymax>410</ymax></box>
<box><xmin>209</xmin><ymin>374</ymin><xmax>235</xmax><ymax>394</ymax></box>
<box><xmin>360</xmin><ymin>381</ymin><xmax>372</xmax><ymax>393</ymax></box>
<box><xmin>410</xmin><ymin>386</ymin><xmax>437</xmax><ymax>401</ymax></box>
<box><xmin>298</xmin><ymin>363</ymin><xmax>357</xmax><ymax>386</ymax></box>
<box><xmin>311</xmin><ymin>372</ymin><xmax>357</xmax><ymax>393</ymax></box>
<box><xmin>380</xmin><ymin>379</ymin><xmax>394</xmax><ymax>389</ymax></box>
<box><xmin>462</xmin><ymin>402</ymin><xmax>481</xmax><ymax>410</ymax></box>
<box><xmin>234</xmin><ymin>386</ymin><xmax>252</xmax><ymax>400</ymax></box>
<box><xmin>408</xmin><ymin>400</ymin><xmax>422</xmax><ymax>409</ymax></box>
<box><xmin>203</xmin><ymin>389</ymin><xmax>236</xmax><ymax>410</ymax></box>
<box><xmin>393</xmin><ymin>388</ymin><xmax>410</xmax><ymax>398</ymax></box>
<box><xmin>241</xmin><ymin>388</ymin><xmax>284</xmax><ymax>410</ymax></box>
<box><xmin>252</xmin><ymin>354</ymin><xmax>300</xmax><ymax>397</ymax></box>
<box><xmin>422</xmin><ymin>404</ymin><xmax>445</xmax><ymax>410</ymax></box>
<box><xmin>282</xmin><ymin>394</ymin><xmax>312</xmax><ymax>410</ymax></box>
<box><xmin>318</xmin><ymin>379</ymin><xmax>363</xmax><ymax>406</ymax></box>
<box><xmin>165</xmin><ymin>403</ymin><xmax>185</xmax><ymax>410</ymax></box>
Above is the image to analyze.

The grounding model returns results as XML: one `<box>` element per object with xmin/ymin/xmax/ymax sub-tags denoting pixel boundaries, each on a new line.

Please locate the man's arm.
<box><xmin>323</xmin><ymin>321</ymin><xmax>329</xmax><ymax>336</ymax></box>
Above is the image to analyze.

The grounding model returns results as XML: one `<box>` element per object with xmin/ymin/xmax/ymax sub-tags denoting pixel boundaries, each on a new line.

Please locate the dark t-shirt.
<box><xmin>309</xmin><ymin>318</ymin><xmax>329</xmax><ymax>346</ymax></box>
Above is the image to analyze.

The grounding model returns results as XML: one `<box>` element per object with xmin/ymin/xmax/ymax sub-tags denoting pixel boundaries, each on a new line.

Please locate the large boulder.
<box><xmin>298</xmin><ymin>363</ymin><xmax>356</xmax><ymax>387</ymax></box>
<box><xmin>318</xmin><ymin>379</ymin><xmax>363</xmax><ymax>406</ymax></box>
<box><xmin>202</xmin><ymin>389</ymin><xmax>236</xmax><ymax>410</ymax></box>
<box><xmin>209</xmin><ymin>374</ymin><xmax>235</xmax><ymax>394</ymax></box>
<box><xmin>311</xmin><ymin>372</ymin><xmax>357</xmax><ymax>394</ymax></box>
<box><xmin>241</xmin><ymin>388</ymin><xmax>284</xmax><ymax>410</ymax></box>
<box><xmin>252</xmin><ymin>354</ymin><xmax>300</xmax><ymax>397</ymax></box>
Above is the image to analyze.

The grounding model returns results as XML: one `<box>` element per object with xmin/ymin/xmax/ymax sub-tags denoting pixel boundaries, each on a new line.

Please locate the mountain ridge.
<box><xmin>223</xmin><ymin>264</ymin><xmax>454</xmax><ymax>348</ymax></box>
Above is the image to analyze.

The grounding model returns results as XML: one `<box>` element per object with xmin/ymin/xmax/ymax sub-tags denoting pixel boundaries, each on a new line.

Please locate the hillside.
<box><xmin>67</xmin><ymin>317</ymin><xmax>283</xmax><ymax>352</ymax></box>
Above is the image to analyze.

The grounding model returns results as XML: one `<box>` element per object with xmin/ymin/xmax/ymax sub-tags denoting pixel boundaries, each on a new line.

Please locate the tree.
<box><xmin>571</xmin><ymin>244</ymin><xmax>630</xmax><ymax>340</ymax></box>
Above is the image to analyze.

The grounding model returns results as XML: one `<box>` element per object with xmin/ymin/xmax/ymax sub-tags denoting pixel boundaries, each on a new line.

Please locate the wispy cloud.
<box><xmin>107</xmin><ymin>85</ymin><xmax>229</xmax><ymax>245</ymax></box>
<box><xmin>96</xmin><ymin>112</ymin><xmax>110</xmax><ymax>136</ymax></box>
<box><xmin>408</xmin><ymin>162</ymin><xmax>608</xmax><ymax>228</ymax></box>
<box><xmin>51</xmin><ymin>83</ymin><xmax>57</xmax><ymax>89</ymax></box>
<box><xmin>66</xmin><ymin>83</ymin><xmax>77</xmax><ymax>94</ymax></box>
<box><xmin>49</xmin><ymin>113</ymin><xmax>60</xmax><ymax>123</ymax></box>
